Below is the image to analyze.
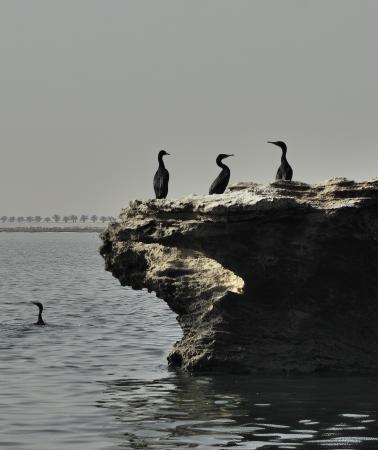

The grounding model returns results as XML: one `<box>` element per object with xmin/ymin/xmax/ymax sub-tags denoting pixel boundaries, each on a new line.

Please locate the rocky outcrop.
<box><xmin>100</xmin><ymin>178</ymin><xmax>378</xmax><ymax>374</ymax></box>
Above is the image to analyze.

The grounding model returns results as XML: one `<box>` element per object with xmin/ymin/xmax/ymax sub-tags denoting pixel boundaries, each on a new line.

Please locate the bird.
<box><xmin>209</xmin><ymin>154</ymin><xmax>234</xmax><ymax>195</ymax></box>
<box><xmin>267</xmin><ymin>141</ymin><xmax>293</xmax><ymax>181</ymax></box>
<box><xmin>31</xmin><ymin>301</ymin><xmax>45</xmax><ymax>326</ymax></box>
<box><xmin>153</xmin><ymin>150</ymin><xmax>170</xmax><ymax>199</ymax></box>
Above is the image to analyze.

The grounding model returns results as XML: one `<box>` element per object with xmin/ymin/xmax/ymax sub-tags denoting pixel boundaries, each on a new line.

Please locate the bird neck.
<box><xmin>281</xmin><ymin>148</ymin><xmax>287</xmax><ymax>161</ymax></box>
<box><xmin>217</xmin><ymin>159</ymin><xmax>229</xmax><ymax>171</ymax></box>
<box><xmin>37</xmin><ymin>312</ymin><xmax>44</xmax><ymax>325</ymax></box>
<box><xmin>158</xmin><ymin>154</ymin><xmax>166</xmax><ymax>168</ymax></box>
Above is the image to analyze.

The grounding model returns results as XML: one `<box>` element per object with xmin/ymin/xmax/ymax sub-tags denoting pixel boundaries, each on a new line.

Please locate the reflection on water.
<box><xmin>102</xmin><ymin>374</ymin><xmax>378</xmax><ymax>449</ymax></box>
<box><xmin>1</xmin><ymin>233</ymin><xmax>378</xmax><ymax>449</ymax></box>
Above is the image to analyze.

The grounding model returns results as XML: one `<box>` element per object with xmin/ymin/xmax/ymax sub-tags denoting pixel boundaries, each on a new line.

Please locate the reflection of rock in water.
<box><xmin>98</xmin><ymin>373</ymin><xmax>378</xmax><ymax>449</ymax></box>
<box><xmin>101</xmin><ymin>178</ymin><xmax>378</xmax><ymax>374</ymax></box>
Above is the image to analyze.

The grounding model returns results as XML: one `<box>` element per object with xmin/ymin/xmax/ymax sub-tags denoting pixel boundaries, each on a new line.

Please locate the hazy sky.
<box><xmin>1</xmin><ymin>0</ymin><xmax>378</xmax><ymax>216</ymax></box>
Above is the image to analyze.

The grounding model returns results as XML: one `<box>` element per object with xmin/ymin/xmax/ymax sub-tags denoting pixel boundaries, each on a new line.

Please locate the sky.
<box><xmin>1</xmin><ymin>0</ymin><xmax>378</xmax><ymax>216</ymax></box>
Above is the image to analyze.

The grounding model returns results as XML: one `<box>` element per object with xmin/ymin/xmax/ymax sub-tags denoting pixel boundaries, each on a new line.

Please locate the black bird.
<box><xmin>268</xmin><ymin>141</ymin><xmax>293</xmax><ymax>181</ymax></box>
<box><xmin>209</xmin><ymin>154</ymin><xmax>234</xmax><ymax>195</ymax></box>
<box><xmin>31</xmin><ymin>301</ymin><xmax>45</xmax><ymax>326</ymax></box>
<box><xmin>153</xmin><ymin>150</ymin><xmax>170</xmax><ymax>199</ymax></box>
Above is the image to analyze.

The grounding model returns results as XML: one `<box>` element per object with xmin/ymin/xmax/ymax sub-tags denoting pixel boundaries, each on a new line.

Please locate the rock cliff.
<box><xmin>100</xmin><ymin>178</ymin><xmax>378</xmax><ymax>374</ymax></box>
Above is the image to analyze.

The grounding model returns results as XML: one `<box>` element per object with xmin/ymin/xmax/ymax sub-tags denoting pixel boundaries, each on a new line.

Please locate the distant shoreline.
<box><xmin>0</xmin><ymin>226</ymin><xmax>105</xmax><ymax>233</ymax></box>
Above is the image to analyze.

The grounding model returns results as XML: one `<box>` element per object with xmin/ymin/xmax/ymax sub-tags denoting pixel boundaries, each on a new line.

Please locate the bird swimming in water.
<box><xmin>31</xmin><ymin>301</ymin><xmax>45</xmax><ymax>326</ymax></box>
<box><xmin>268</xmin><ymin>141</ymin><xmax>293</xmax><ymax>181</ymax></box>
<box><xmin>153</xmin><ymin>150</ymin><xmax>170</xmax><ymax>199</ymax></box>
<box><xmin>209</xmin><ymin>154</ymin><xmax>234</xmax><ymax>195</ymax></box>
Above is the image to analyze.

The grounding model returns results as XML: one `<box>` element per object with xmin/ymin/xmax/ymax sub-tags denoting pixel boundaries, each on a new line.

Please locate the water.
<box><xmin>1</xmin><ymin>233</ymin><xmax>378</xmax><ymax>450</ymax></box>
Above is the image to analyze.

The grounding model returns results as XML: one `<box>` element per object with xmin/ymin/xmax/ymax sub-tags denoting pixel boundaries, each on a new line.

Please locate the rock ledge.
<box><xmin>100</xmin><ymin>178</ymin><xmax>378</xmax><ymax>373</ymax></box>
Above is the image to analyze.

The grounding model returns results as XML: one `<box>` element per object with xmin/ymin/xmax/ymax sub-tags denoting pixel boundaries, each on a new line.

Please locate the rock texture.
<box><xmin>100</xmin><ymin>178</ymin><xmax>378</xmax><ymax>374</ymax></box>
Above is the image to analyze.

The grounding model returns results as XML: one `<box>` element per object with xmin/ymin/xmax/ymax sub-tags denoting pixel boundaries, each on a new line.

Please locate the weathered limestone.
<box><xmin>100</xmin><ymin>178</ymin><xmax>378</xmax><ymax>373</ymax></box>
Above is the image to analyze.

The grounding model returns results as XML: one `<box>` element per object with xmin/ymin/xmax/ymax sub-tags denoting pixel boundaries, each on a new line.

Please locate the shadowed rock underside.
<box><xmin>100</xmin><ymin>178</ymin><xmax>378</xmax><ymax>374</ymax></box>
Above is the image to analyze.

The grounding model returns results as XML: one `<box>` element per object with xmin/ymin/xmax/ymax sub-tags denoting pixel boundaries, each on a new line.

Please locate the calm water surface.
<box><xmin>1</xmin><ymin>233</ymin><xmax>378</xmax><ymax>449</ymax></box>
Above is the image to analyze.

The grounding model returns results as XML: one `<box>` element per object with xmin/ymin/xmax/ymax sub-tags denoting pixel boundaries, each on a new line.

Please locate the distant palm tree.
<box><xmin>62</xmin><ymin>216</ymin><xmax>69</xmax><ymax>223</ymax></box>
<box><xmin>17</xmin><ymin>216</ymin><xmax>24</xmax><ymax>223</ymax></box>
<box><xmin>9</xmin><ymin>216</ymin><xmax>15</xmax><ymax>223</ymax></box>
<box><xmin>26</xmin><ymin>216</ymin><xmax>33</xmax><ymax>223</ymax></box>
<box><xmin>52</xmin><ymin>214</ymin><xmax>61</xmax><ymax>223</ymax></box>
<box><xmin>34</xmin><ymin>216</ymin><xmax>42</xmax><ymax>223</ymax></box>
<box><xmin>108</xmin><ymin>216</ymin><xmax>116</xmax><ymax>222</ymax></box>
<box><xmin>44</xmin><ymin>217</ymin><xmax>51</xmax><ymax>223</ymax></box>
<box><xmin>80</xmin><ymin>214</ymin><xmax>88</xmax><ymax>223</ymax></box>
<box><xmin>1</xmin><ymin>216</ymin><xmax>7</xmax><ymax>223</ymax></box>
<box><xmin>90</xmin><ymin>214</ymin><xmax>98</xmax><ymax>223</ymax></box>
<box><xmin>70</xmin><ymin>215</ymin><xmax>78</xmax><ymax>223</ymax></box>
<box><xmin>100</xmin><ymin>215</ymin><xmax>107</xmax><ymax>223</ymax></box>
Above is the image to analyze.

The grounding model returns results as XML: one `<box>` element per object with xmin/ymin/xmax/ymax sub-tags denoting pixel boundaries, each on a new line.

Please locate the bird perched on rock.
<box><xmin>31</xmin><ymin>301</ymin><xmax>45</xmax><ymax>326</ymax></box>
<box><xmin>209</xmin><ymin>154</ymin><xmax>234</xmax><ymax>195</ymax></box>
<box><xmin>153</xmin><ymin>150</ymin><xmax>170</xmax><ymax>199</ymax></box>
<box><xmin>268</xmin><ymin>141</ymin><xmax>293</xmax><ymax>181</ymax></box>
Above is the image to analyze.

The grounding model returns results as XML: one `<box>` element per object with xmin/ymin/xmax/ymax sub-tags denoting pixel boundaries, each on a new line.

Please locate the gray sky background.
<box><xmin>1</xmin><ymin>0</ymin><xmax>378</xmax><ymax>216</ymax></box>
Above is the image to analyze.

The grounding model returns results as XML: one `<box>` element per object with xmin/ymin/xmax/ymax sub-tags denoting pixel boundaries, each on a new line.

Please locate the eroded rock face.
<box><xmin>100</xmin><ymin>178</ymin><xmax>378</xmax><ymax>374</ymax></box>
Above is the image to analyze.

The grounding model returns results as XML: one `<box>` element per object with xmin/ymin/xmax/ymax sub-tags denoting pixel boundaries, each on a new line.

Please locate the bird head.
<box><xmin>216</xmin><ymin>153</ymin><xmax>234</xmax><ymax>163</ymax></box>
<box><xmin>158</xmin><ymin>149</ymin><xmax>170</xmax><ymax>158</ymax></box>
<box><xmin>267</xmin><ymin>141</ymin><xmax>287</xmax><ymax>152</ymax></box>
<box><xmin>31</xmin><ymin>301</ymin><xmax>43</xmax><ymax>312</ymax></box>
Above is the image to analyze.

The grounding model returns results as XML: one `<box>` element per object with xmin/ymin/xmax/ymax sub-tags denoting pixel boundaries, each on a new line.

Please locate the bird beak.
<box><xmin>227</xmin><ymin>154</ymin><xmax>234</xmax><ymax>157</ymax></box>
<box><xmin>166</xmin><ymin>153</ymin><xmax>170</xmax><ymax>155</ymax></box>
